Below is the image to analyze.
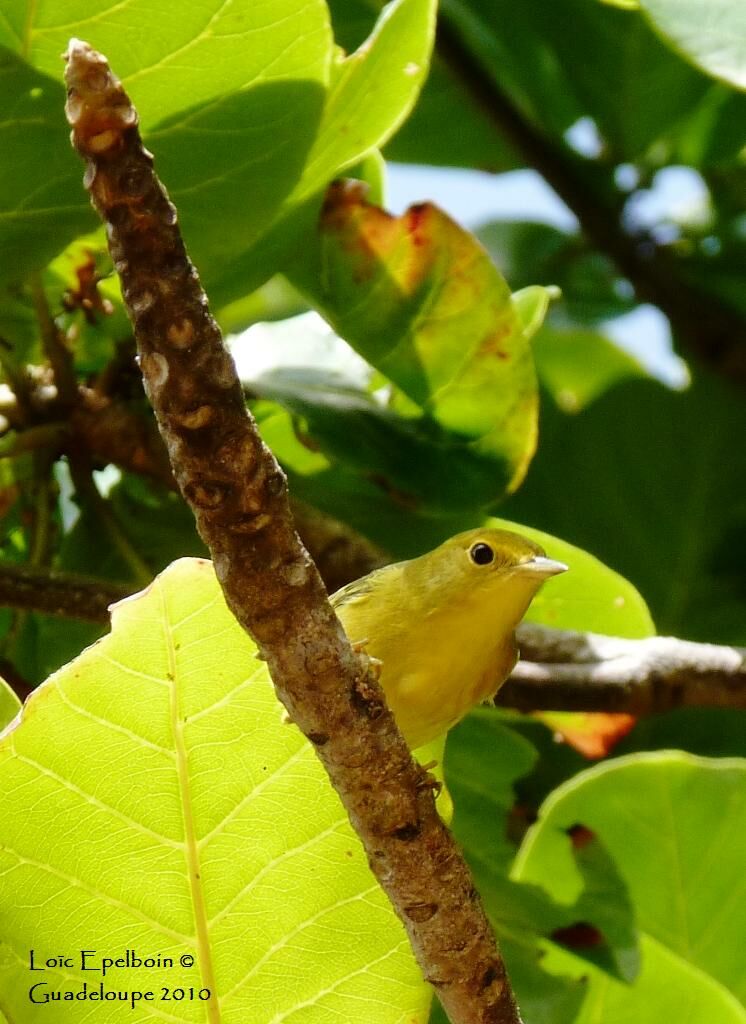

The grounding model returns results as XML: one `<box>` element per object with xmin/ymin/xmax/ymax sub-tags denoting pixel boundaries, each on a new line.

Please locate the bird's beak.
<box><xmin>516</xmin><ymin>556</ymin><xmax>568</xmax><ymax>578</ymax></box>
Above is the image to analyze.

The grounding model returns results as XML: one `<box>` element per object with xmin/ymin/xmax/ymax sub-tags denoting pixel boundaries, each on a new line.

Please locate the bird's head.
<box><xmin>408</xmin><ymin>527</ymin><xmax>568</xmax><ymax>626</ymax></box>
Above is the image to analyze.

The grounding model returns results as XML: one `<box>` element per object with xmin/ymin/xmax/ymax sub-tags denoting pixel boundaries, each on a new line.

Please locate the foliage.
<box><xmin>0</xmin><ymin>0</ymin><xmax>745</xmax><ymax>1022</ymax></box>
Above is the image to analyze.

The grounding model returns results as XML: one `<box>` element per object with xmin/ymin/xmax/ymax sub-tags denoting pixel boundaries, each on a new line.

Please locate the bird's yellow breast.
<box><xmin>335</xmin><ymin>577</ymin><xmax>525</xmax><ymax>750</ymax></box>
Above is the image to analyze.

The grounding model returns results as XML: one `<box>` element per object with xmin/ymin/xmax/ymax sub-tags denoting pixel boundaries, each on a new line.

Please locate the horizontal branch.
<box><xmin>502</xmin><ymin>624</ymin><xmax>746</xmax><ymax>713</ymax></box>
<box><xmin>3</xmin><ymin>561</ymin><xmax>744</xmax><ymax>714</ymax></box>
<box><xmin>0</xmin><ymin>562</ymin><xmax>129</xmax><ymax>622</ymax></box>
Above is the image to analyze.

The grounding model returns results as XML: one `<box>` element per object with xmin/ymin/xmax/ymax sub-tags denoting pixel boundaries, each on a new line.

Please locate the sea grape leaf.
<box><xmin>486</xmin><ymin>517</ymin><xmax>654</xmax><ymax>637</ymax></box>
<box><xmin>2</xmin><ymin>0</ymin><xmax>435</xmax><ymax>292</ymax></box>
<box><xmin>326</xmin><ymin>0</ymin><xmax>518</xmax><ymax>169</ymax></box>
<box><xmin>0</xmin><ymin>51</ymin><xmax>93</xmax><ymax>285</ymax></box>
<box><xmin>442</xmin><ymin>712</ymin><xmax>637</xmax><ymax>1019</ymax></box>
<box><xmin>531</xmin><ymin>327</ymin><xmax>647</xmax><ymax>412</ymax></box>
<box><xmin>639</xmin><ymin>0</ymin><xmax>746</xmax><ymax>90</ymax></box>
<box><xmin>0</xmin><ymin>559</ymin><xmax>429</xmax><ymax>1023</ymax></box>
<box><xmin>289</xmin><ymin>183</ymin><xmax>544</xmax><ymax>500</ymax></box>
<box><xmin>500</xmin><ymin>375</ymin><xmax>746</xmax><ymax>643</ymax></box>
<box><xmin>235</xmin><ymin>315</ymin><xmax>524</xmax><ymax>512</ymax></box>
<box><xmin>1</xmin><ymin>0</ymin><xmax>331</xmax><ymax>283</ymax></box>
<box><xmin>293</xmin><ymin>0</ymin><xmax>436</xmax><ymax>202</ymax></box>
<box><xmin>514</xmin><ymin>752</ymin><xmax>746</xmax><ymax>1016</ymax></box>
<box><xmin>1</xmin><ymin>0</ymin><xmax>332</xmax><ymax>129</ymax></box>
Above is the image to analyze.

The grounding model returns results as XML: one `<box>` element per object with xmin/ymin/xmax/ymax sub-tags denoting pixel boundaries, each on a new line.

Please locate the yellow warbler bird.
<box><xmin>331</xmin><ymin>528</ymin><xmax>567</xmax><ymax>750</ymax></box>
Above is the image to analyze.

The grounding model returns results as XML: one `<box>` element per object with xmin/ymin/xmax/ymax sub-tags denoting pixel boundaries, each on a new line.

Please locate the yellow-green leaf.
<box><xmin>290</xmin><ymin>185</ymin><xmax>541</xmax><ymax>500</ymax></box>
<box><xmin>0</xmin><ymin>559</ymin><xmax>429</xmax><ymax>1023</ymax></box>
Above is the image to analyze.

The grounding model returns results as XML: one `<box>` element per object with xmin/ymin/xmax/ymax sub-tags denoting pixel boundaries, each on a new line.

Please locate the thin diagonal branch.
<box><xmin>64</xmin><ymin>39</ymin><xmax>521</xmax><ymax>1024</ymax></box>
<box><xmin>436</xmin><ymin>14</ymin><xmax>746</xmax><ymax>387</ymax></box>
<box><xmin>31</xmin><ymin>272</ymin><xmax>79</xmax><ymax>409</ymax></box>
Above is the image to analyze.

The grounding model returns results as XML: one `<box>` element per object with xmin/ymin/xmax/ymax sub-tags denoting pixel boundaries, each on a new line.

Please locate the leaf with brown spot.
<box><xmin>289</xmin><ymin>182</ymin><xmax>545</xmax><ymax>501</ymax></box>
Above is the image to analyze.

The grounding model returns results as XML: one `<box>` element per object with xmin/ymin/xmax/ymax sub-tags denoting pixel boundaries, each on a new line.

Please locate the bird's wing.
<box><xmin>330</xmin><ymin>562</ymin><xmax>400</xmax><ymax>611</ymax></box>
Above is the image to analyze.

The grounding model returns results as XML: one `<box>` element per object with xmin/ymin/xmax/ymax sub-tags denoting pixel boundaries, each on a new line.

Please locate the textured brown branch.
<box><xmin>0</xmin><ymin>562</ymin><xmax>129</xmax><ymax>621</ymax></box>
<box><xmin>503</xmin><ymin>624</ymin><xmax>746</xmax><ymax>714</ymax></box>
<box><xmin>64</xmin><ymin>40</ymin><xmax>520</xmax><ymax>1024</ymax></box>
<box><xmin>70</xmin><ymin>387</ymin><xmax>177</xmax><ymax>488</ymax></box>
<box><xmin>436</xmin><ymin>15</ymin><xmax>746</xmax><ymax>388</ymax></box>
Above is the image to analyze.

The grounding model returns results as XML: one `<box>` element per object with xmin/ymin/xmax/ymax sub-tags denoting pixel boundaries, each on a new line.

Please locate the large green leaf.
<box><xmin>1</xmin><ymin>0</ymin><xmax>332</xmax><ymax>127</ymax></box>
<box><xmin>0</xmin><ymin>51</ymin><xmax>93</xmax><ymax>284</ymax></box>
<box><xmin>442</xmin><ymin>712</ymin><xmax>638</xmax><ymax>1022</ymax></box>
<box><xmin>487</xmin><ymin>517</ymin><xmax>654</xmax><ymax>637</ymax></box>
<box><xmin>2</xmin><ymin>0</ymin><xmax>435</xmax><ymax>292</ymax></box>
<box><xmin>639</xmin><ymin>0</ymin><xmax>746</xmax><ymax>90</ymax></box>
<box><xmin>446</xmin><ymin>712</ymin><xmax>539</xmax><ymax>874</ymax></box>
<box><xmin>500</xmin><ymin>376</ymin><xmax>746</xmax><ymax>643</ymax></box>
<box><xmin>289</xmin><ymin>185</ymin><xmax>543</xmax><ymax>501</ymax></box>
<box><xmin>237</xmin><ymin>311</ymin><xmax>537</xmax><ymax>514</ymax></box>
<box><xmin>12</xmin><ymin>475</ymin><xmax>209</xmax><ymax>686</ymax></box>
<box><xmin>444</xmin><ymin>714</ymin><xmax>586</xmax><ymax>1024</ymax></box>
<box><xmin>386</xmin><ymin>59</ymin><xmax>519</xmax><ymax>171</ymax></box>
<box><xmin>0</xmin><ymin>559</ymin><xmax>429</xmax><ymax>1023</ymax></box>
<box><xmin>293</xmin><ymin>0</ymin><xmax>436</xmax><ymax>201</ymax></box>
<box><xmin>1</xmin><ymin>0</ymin><xmax>332</xmax><ymax>283</ymax></box>
<box><xmin>477</xmin><ymin>221</ymin><xmax>636</xmax><ymax>326</ymax></box>
<box><xmin>325</xmin><ymin>1</ymin><xmax>518</xmax><ymax>170</ymax></box>
<box><xmin>531</xmin><ymin>327</ymin><xmax>647</xmax><ymax>412</ymax></box>
<box><xmin>514</xmin><ymin>753</ymin><xmax>746</xmax><ymax>1018</ymax></box>
<box><xmin>255</xmin><ymin>378</ymin><xmax>515</xmax><ymax>515</ymax></box>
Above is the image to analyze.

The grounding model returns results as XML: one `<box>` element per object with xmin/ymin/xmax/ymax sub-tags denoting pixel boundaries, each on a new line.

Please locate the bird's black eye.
<box><xmin>469</xmin><ymin>542</ymin><xmax>495</xmax><ymax>566</ymax></box>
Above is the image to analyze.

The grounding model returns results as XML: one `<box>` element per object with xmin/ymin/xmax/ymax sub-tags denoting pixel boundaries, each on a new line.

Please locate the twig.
<box><xmin>502</xmin><ymin>624</ymin><xmax>746</xmax><ymax>713</ymax></box>
<box><xmin>70</xmin><ymin>388</ymin><xmax>176</xmax><ymax>488</ymax></box>
<box><xmin>0</xmin><ymin>562</ymin><xmax>128</xmax><ymax>622</ymax></box>
<box><xmin>64</xmin><ymin>39</ymin><xmax>521</xmax><ymax>1024</ymax></box>
<box><xmin>436</xmin><ymin>14</ymin><xmax>746</xmax><ymax>387</ymax></box>
<box><xmin>0</xmin><ymin>423</ymin><xmax>67</xmax><ymax>459</ymax></box>
<box><xmin>31</xmin><ymin>272</ymin><xmax>79</xmax><ymax>409</ymax></box>
<box><xmin>27</xmin><ymin>459</ymin><xmax>55</xmax><ymax>567</ymax></box>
